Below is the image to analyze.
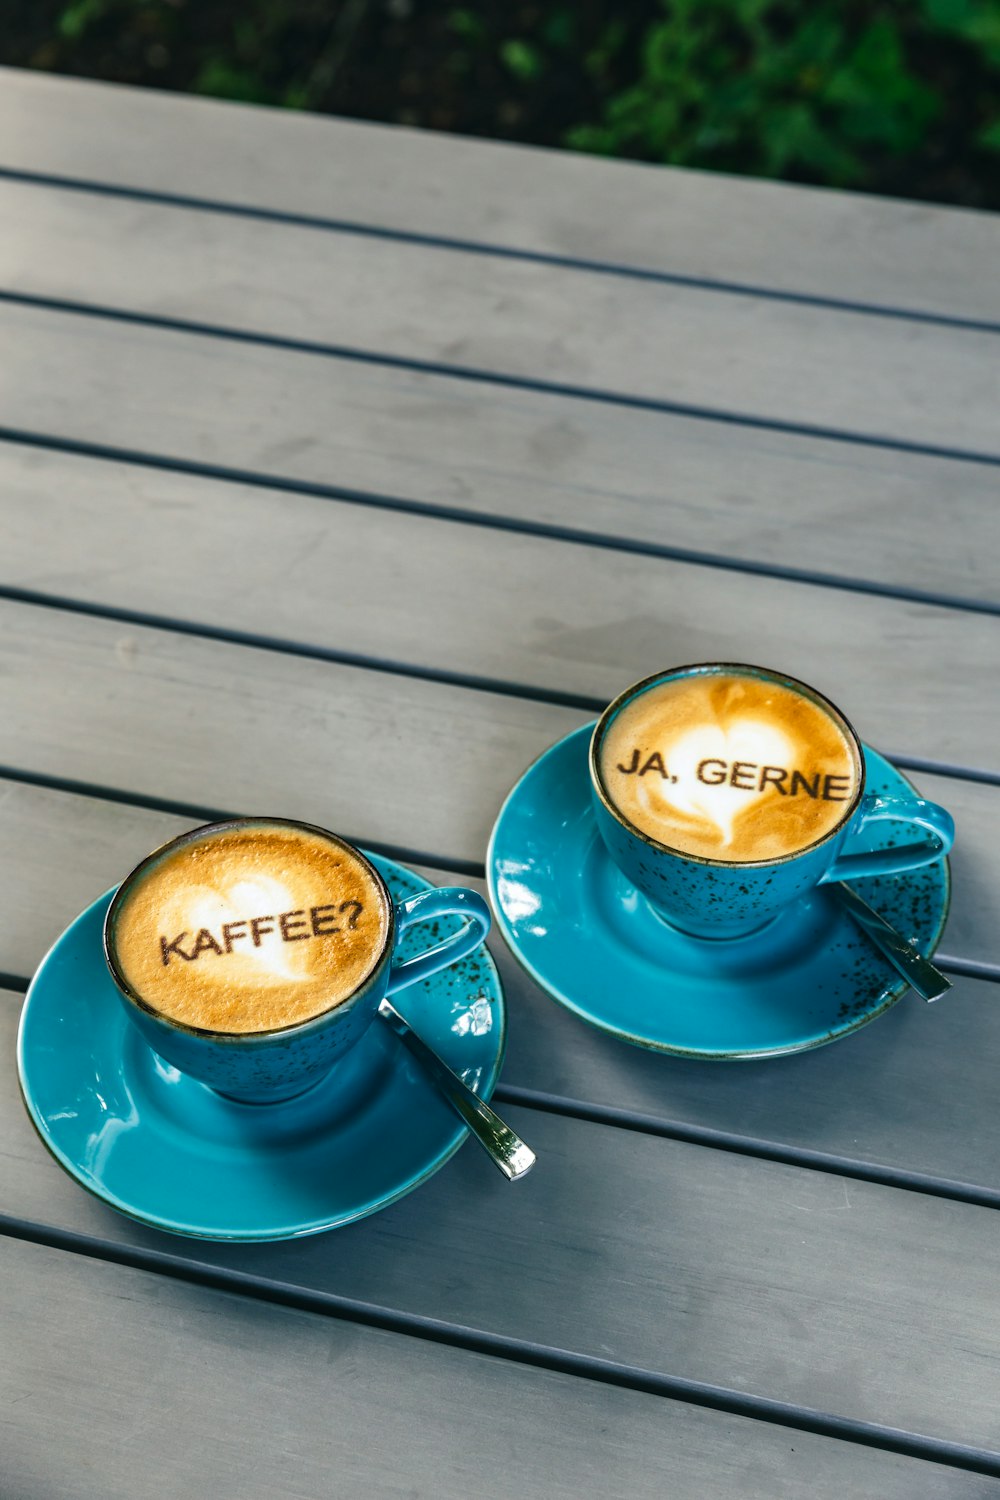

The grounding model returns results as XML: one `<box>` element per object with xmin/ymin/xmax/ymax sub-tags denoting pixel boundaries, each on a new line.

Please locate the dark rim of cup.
<box><xmin>103</xmin><ymin>817</ymin><xmax>396</xmax><ymax>1040</ymax></box>
<box><xmin>589</xmin><ymin>662</ymin><xmax>867</xmax><ymax>870</ymax></box>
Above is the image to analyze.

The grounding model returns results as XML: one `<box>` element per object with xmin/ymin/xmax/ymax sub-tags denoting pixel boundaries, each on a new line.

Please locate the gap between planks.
<box><xmin>3</xmin><ymin>432</ymin><xmax>1000</xmax><ymax>622</ymax></box>
<box><xmin>3</xmin><ymin>289</ymin><xmax>1000</xmax><ymax>472</ymax></box>
<box><xmin>1</xmin><ymin>1213</ymin><xmax>999</xmax><ymax>1479</ymax></box>
<box><xmin>1</xmin><ymin>164</ymin><xmax>1000</xmax><ymax>339</ymax></box>
<box><xmin>0</xmin><ymin>763</ymin><xmax>483</xmax><ymax>881</ymax></box>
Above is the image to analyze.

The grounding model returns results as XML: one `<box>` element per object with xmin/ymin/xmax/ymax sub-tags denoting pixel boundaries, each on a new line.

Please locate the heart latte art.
<box><xmin>598</xmin><ymin>672</ymin><xmax>859</xmax><ymax>862</ymax></box>
<box><xmin>110</xmin><ymin>823</ymin><xmax>390</xmax><ymax>1033</ymax></box>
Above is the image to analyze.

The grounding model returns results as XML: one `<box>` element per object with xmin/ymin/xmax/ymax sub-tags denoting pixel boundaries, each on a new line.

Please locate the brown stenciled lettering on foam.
<box><xmin>616</xmin><ymin>747</ymin><xmax>679</xmax><ymax>784</ymax></box>
<box><xmin>617</xmin><ymin>748</ymin><xmax>850</xmax><ymax>802</ymax></box>
<box><xmin>692</xmin><ymin>758</ymin><xmax>851</xmax><ymax>801</ymax></box>
<box><xmin>159</xmin><ymin>901</ymin><xmax>366</xmax><ymax>965</ymax></box>
<box><xmin>191</xmin><ymin>928</ymin><xmax>224</xmax><ymax>959</ymax></box>
<box><xmin>160</xmin><ymin>931</ymin><xmax>195</xmax><ymax>965</ymax></box>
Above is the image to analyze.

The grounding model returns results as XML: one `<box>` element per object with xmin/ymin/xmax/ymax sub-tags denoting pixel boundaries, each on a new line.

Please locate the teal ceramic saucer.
<box><xmin>18</xmin><ymin>853</ymin><xmax>505</xmax><ymax>1240</ymax></box>
<box><xmin>487</xmin><ymin>725</ymin><xmax>950</xmax><ymax>1060</ymax></box>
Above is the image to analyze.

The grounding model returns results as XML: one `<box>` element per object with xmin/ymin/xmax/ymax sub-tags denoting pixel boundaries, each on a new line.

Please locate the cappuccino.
<box><xmin>597</xmin><ymin>668</ymin><xmax>860</xmax><ymax>862</ymax></box>
<box><xmin>109</xmin><ymin>821</ymin><xmax>390</xmax><ymax>1033</ymax></box>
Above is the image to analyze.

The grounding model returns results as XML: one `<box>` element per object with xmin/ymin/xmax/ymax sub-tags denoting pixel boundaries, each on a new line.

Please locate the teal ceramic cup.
<box><xmin>104</xmin><ymin>818</ymin><xmax>491</xmax><ymax>1103</ymax></box>
<box><xmin>589</xmin><ymin>664</ymin><xmax>955</xmax><ymax>941</ymax></box>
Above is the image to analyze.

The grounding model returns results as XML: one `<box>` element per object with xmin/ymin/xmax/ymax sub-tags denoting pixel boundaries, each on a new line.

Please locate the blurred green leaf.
<box><xmin>500</xmin><ymin>38</ymin><xmax>543</xmax><ymax>80</ymax></box>
<box><xmin>584</xmin><ymin>19</ymin><xmax>628</xmax><ymax>79</ymax></box>
<box><xmin>447</xmin><ymin>8</ymin><xmax>484</xmax><ymax>43</ymax></box>
<box><xmin>921</xmin><ymin>0</ymin><xmax>973</xmax><ymax>23</ymax></box>
<box><xmin>193</xmin><ymin>59</ymin><xmax>274</xmax><ymax>102</ymax></box>
<box><xmin>58</xmin><ymin>0</ymin><xmax>109</xmax><ymax>40</ymax></box>
<box><xmin>918</xmin><ymin>0</ymin><xmax>1000</xmax><ymax>63</ymax></box>
<box><xmin>542</xmin><ymin>9</ymin><xmax>575</xmax><ymax>50</ymax></box>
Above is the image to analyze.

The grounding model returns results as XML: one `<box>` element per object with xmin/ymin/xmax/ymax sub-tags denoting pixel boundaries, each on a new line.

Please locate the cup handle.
<box><xmin>386</xmin><ymin>887</ymin><xmax>491</xmax><ymax>994</ymax></box>
<box><xmin>821</xmin><ymin>793</ymin><xmax>954</xmax><ymax>882</ymax></box>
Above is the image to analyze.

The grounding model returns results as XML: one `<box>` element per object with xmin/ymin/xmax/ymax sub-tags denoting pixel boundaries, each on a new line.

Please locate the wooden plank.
<box><xmin>0</xmin><ymin>779</ymin><xmax>996</xmax><ymax>1191</ymax></box>
<box><xmin>3</xmin><ymin>307</ymin><xmax>997</xmax><ymax>608</ymax></box>
<box><xmin>5</xmin><ymin>996</ymin><xmax>1000</xmax><ymax>1453</ymax></box>
<box><xmin>0</xmin><ymin>595</ymin><xmax>578</xmax><ymax>867</ymax></box>
<box><xmin>1</xmin><ymin>66</ymin><xmax>998</xmax><ymax>323</ymax></box>
<box><xmin>2</xmin><ymin>180</ymin><xmax>999</xmax><ymax>456</ymax></box>
<box><xmin>10</xmin><ymin>1239</ymin><xmax>952</xmax><ymax>1500</ymax></box>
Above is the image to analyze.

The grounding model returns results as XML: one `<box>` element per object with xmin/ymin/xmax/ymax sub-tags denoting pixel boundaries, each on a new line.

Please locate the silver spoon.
<box><xmin>377</xmin><ymin>997</ymin><xmax>536</xmax><ymax>1181</ymax></box>
<box><xmin>831</xmin><ymin>882</ymin><xmax>952</xmax><ymax>1002</ymax></box>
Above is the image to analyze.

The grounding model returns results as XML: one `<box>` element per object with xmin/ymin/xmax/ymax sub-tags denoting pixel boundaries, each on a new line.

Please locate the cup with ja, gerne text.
<box><xmin>589</xmin><ymin>662</ymin><xmax>954</xmax><ymax>941</ymax></box>
<box><xmin>104</xmin><ymin>817</ymin><xmax>491</xmax><ymax>1103</ymax></box>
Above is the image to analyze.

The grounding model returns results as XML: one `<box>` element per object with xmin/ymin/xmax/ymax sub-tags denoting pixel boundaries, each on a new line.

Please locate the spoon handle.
<box><xmin>377</xmin><ymin>998</ymin><xmax>536</xmax><ymax>1181</ymax></box>
<box><xmin>832</xmin><ymin>882</ymin><xmax>952</xmax><ymax>1003</ymax></box>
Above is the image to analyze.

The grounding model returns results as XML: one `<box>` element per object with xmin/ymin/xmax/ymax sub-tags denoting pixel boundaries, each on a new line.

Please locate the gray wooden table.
<box><xmin>2</xmin><ymin>65</ymin><xmax>999</xmax><ymax>1498</ymax></box>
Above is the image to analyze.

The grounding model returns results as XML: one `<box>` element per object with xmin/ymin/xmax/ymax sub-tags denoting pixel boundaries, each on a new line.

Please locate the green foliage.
<box><xmin>58</xmin><ymin>0</ymin><xmax>110</xmax><ymax>41</ymax></box>
<box><xmin>447</xmin><ymin>9</ymin><xmax>486</xmax><ymax>44</ymax></box>
<box><xmin>6</xmin><ymin>0</ymin><xmax>1000</xmax><ymax>207</ymax></box>
<box><xmin>192</xmin><ymin>59</ymin><xmax>274</xmax><ymax>104</ymax></box>
<box><xmin>921</xmin><ymin>0</ymin><xmax>1000</xmax><ymax>63</ymax></box>
<box><xmin>500</xmin><ymin>38</ymin><xmax>544</xmax><ymax>82</ymax></box>
<box><xmin>565</xmin><ymin>0</ymin><xmax>997</xmax><ymax>195</ymax></box>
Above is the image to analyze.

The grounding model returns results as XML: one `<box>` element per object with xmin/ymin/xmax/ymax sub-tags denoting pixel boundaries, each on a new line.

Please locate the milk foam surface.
<box><xmin>111</xmin><ymin>824</ymin><xmax>389</xmax><ymax>1033</ymax></box>
<box><xmin>598</xmin><ymin>672</ymin><xmax>858</xmax><ymax>861</ymax></box>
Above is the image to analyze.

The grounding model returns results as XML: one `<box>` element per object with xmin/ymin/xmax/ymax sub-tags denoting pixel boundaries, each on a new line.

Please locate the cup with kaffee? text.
<box><xmin>589</xmin><ymin>663</ymin><xmax>954</xmax><ymax>940</ymax></box>
<box><xmin>104</xmin><ymin>817</ymin><xmax>491</xmax><ymax>1103</ymax></box>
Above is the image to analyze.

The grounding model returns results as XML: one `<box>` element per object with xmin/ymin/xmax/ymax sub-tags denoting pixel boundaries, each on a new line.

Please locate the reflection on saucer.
<box><xmin>18</xmin><ymin>854</ymin><xmax>505</xmax><ymax>1240</ymax></box>
<box><xmin>488</xmin><ymin>725</ymin><xmax>950</xmax><ymax>1061</ymax></box>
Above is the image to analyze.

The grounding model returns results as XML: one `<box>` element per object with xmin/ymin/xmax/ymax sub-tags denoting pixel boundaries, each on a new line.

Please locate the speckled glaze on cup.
<box><xmin>104</xmin><ymin>818</ymin><xmax>491</xmax><ymax>1103</ymax></box>
<box><xmin>590</xmin><ymin>664</ymin><xmax>955</xmax><ymax>940</ymax></box>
